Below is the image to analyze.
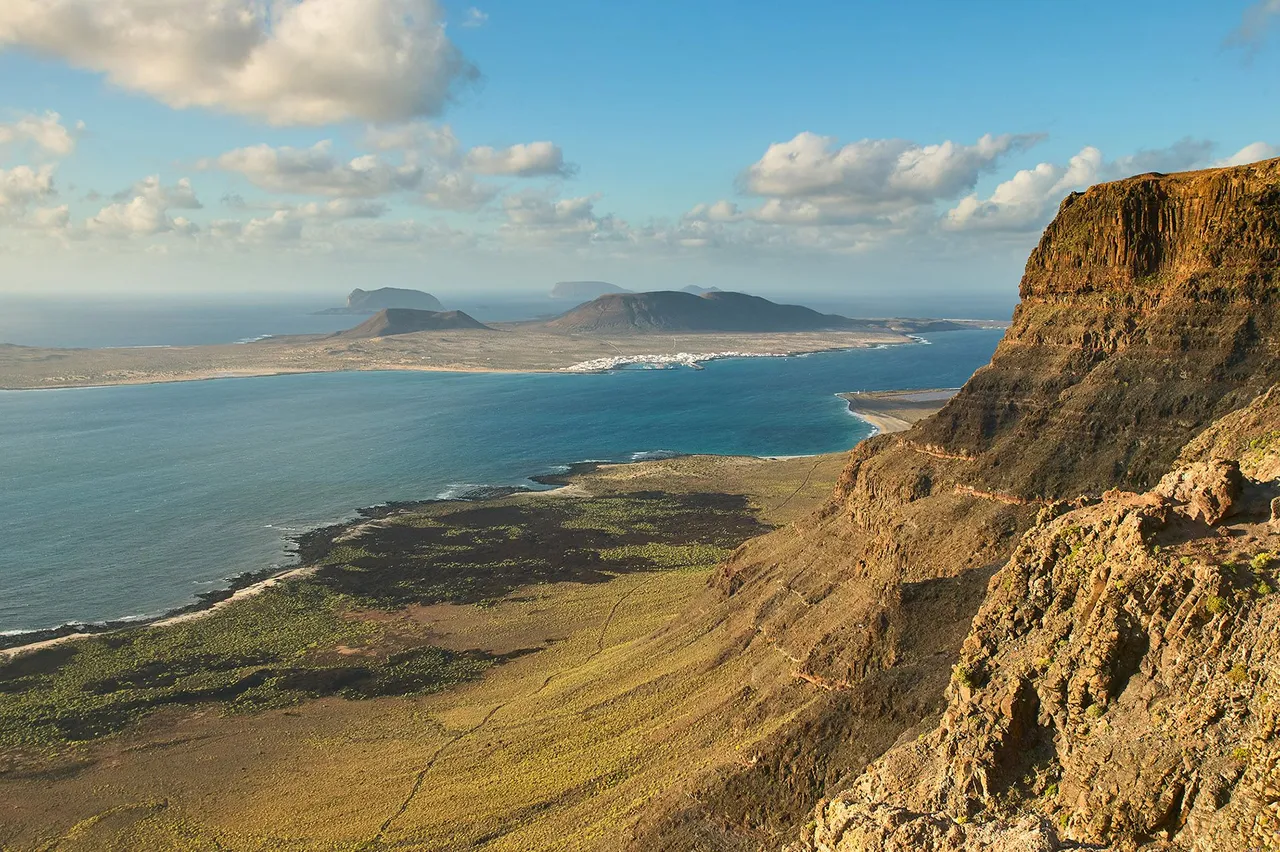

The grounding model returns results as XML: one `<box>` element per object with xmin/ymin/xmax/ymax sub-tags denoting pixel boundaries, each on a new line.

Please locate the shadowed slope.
<box><xmin>334</xmin><ymin>308</ymin><xmax>492</xmax><ymax>339</ymax></box>
<box><xmin>623</xmin><ymin>158</ymin><xmax>1280</xmax><ymax>849</ymax></box>
<box><xmin>541</xmin><ymin>290</ymin><xmax>870</xmax><ymax>333</ymax></box>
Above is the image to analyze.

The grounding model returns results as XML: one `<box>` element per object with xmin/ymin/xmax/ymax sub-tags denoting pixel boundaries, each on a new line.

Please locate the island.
<box><xmin>334</xmin><ymin>308</ymin><xmax>492</xmax><ymax>339</ymax></box>
<box><xmin>316</xmin><ymin>287</ymin><xmax>445</xmax><ymax>315</ymax></box>
<box><xmin>0</xmin><ymin>291</ymin><xmax>1002</xmax><ymax>389</ymax></box>
<box><xmin>549</xmin><ymin>281</ymin><xmax>629</xmax><ymax>300</ymax></box>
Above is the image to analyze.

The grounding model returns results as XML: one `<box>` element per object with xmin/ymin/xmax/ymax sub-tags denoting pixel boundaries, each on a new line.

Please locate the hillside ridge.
<box><xmin>333</xmin><ymin>308</ymin><xmax>492</xmax><ymax>338</ymax></box>
<box><xmin>618</xmin><ymin>158</ymin><xmax>1280</xmax><ymax>850</ymax></box>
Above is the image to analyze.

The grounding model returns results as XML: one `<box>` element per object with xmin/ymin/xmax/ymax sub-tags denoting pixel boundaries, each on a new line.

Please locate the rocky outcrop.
<box><xmin>333</xmin><ymin>308</ymin><xmax>491</xmax><ymax>338</ymax></box>
<box><xmin>623</xmin><ymin>160</ymin><xmax>1280</xmax><ymax>849</ymax></box>
<box><xmin>915</xmin><ymin>160</ymin><xmax>1280</xmax><ymax>498</ymax></box>
<box><xmin>319</xmin><ymin>287</ymin><xmax>445</xmax><ymax>314</ymax></box>
<box><xmin>541</xmin><ymin>290</ymin><xmax>866</xmax><ymax>333</ymax></box>
<box><xmin>550</xmin><ymin>281</ymin><xmax>630</xmax><ymax>300</ymax></box>
<box><xmin>792</xmin><ymin>388</ymin><xmax>1280</xmax><ymax>852</ymax></box>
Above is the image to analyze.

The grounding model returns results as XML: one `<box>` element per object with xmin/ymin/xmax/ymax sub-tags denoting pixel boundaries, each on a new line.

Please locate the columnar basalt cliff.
<box><xmin>624</xmin><ymin>160</ymin><xmax>1280</xmax><ymax>849</ymax></box>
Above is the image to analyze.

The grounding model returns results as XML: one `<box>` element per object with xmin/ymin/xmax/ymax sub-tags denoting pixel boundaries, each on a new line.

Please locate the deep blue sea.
<box><xmin>0</xmin><ymin>328</ymin><xmax>1004</xmax><ymax>634</ymax></box>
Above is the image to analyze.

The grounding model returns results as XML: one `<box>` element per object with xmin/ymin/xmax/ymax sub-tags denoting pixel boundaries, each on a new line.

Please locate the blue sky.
<box><xmin>0</xmin><ymin>0</ymin><xmax>1277</xmax><ymax>310</ymax></box>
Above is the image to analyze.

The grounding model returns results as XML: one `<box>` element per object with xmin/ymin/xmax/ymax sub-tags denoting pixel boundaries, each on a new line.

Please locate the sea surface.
<box><xmin>0</xmin><ymin>328</ymin><xmax>1003</xmax><ymax>634</ymax></box>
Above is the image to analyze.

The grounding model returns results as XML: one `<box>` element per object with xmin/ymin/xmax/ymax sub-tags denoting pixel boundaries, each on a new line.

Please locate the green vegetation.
<box><xmin>0</xmin><ymin>490</ymin><xmax>769</xmax><ymax>751</ymax></box>
<box><xmin>599</xmin><ymin>542</ymin><xmax>734</xmax><ymax>571</ymax></box>
<box><xmin>0</xmin><ymin>583</ymin><xmax>491</xmax><ymax>748</ymax></box>
<box><xmin>1204</xmin><ymin>595</ymin><xmax>1228</xmax><ymax>616</ymax></box>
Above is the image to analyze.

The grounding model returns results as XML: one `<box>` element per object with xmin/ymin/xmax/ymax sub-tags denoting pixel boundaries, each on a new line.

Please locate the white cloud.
<box><xmin>742</xmin><ymin>132</ymin><xmax>1041</xmax><ymax>211</ymax></box>
<box><xmin>0</xmin><ymin>164</ymin><xmax>56</xmax><ymax>213</ymax></box>
<box><xmin>0</xmin><ymin>112</ymin><xmax>82</xmax><ymax>156</ymax></box>
<box><xmin>89</xmin><ymin>197</ymin><xmax>177</xmax><ymax>237</ymax></box>
<box><xmin>364</xmin><ymin>123</ymin><xmax>461</xmax><ymax>161</ymax></box>
<box><xmin>500</xmin><ymin>193</ymin><xmax>628</xmax><ymax>246</ymax></box>
<box><xmin>461</xmin><ymin>7</ymin><xmax>489</xmax><ymax>28</ymax></box>
<box><xmin>117</xmin><ymin>175</ymin><xmax>203</xmax><ymax>209</ymax></box>
<box><xmin>1214</xmin><ymin>141</ymin><xmax>1279</xmax><ymax>167</ymax></box>
<box><xmin>420</xmin><ymin>172</ymin><xmax>500</xmax><ymax>211</ymax></box>
<box><xmin>240</xmin><ymin>210</ymin><xmax>304</xmax><ymax>243</ymax></box>
<box><xmin>88</xmin><ymin>174</ymin><xmax>203</xmax><ymax>237</ymax></box>
<box><xmin>464</xmin><ymin>141</ymin><xmax>573</xmax><ymax>177</ymax></box>
<box><xmin>294</xmin><ymin>198</ymin><xmax>387</xmax><ymax>219</ymax></box>
<box><xmin>205</xmin><ymin>141</ymin><xmax>423</xmax><ymax>196</ymax></box>
<box><xmin>0</xmin><ymin>0</ymin><xmax>475</xmax><ymax>126</ymax></box>
<box><xmin>944</xmin><ymin>139</ymin><xmax>1214</xmax><ymax>232</ymax></box>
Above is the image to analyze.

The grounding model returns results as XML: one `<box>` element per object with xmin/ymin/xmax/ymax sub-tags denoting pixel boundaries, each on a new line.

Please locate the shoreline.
<box><xmin>0</xmin><ymin>385</ymin><xmax>964</xmax><ymax>658</ymax></box>
<box><xmin>0</xmin><ymin>363</ymin><xmax>523</xmax><ymax>393</ymax></box>
<box><xmin>0</xmin><ymin>328</ymin><xmax>949</xmax><ymax>391</ymax></box>
<box><xmin>0</xmin><ymin>484</ymin><xmax>541</xmax><ymax>658</ymax></box>
<box><xmin>0</xmin><ymin>336</ymin><xmax>932</xmax><ymax>392</ymax></box>
<box><xmin>840</xmin><ymin>388</ymin><xmax>961</xmax><ymax>434</ymax></box>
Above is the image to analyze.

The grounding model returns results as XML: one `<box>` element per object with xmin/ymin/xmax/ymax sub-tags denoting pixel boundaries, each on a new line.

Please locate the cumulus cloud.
<box><xmin>1214</xmin><ymin>141</ymin><xmax>1280</xmax><ymax>167</ymax></box>
<box><xmin>461</xmin><ymin>7</ymin><xmax>488</xmax><ymax>27</ymax></box>
<box><xmin>420</xmin><ymin>172</ymin><xmax>500</xmax><ymax>211</ymax></box>
<box><xmin>88</xmin><ymin>175</ymin><xmax>203</xmax><ymax>237</ymax></box>
<box><xmin>741</xmin><ymin>132</ymin><xmax>1041</xmax><ymax>214</ymax></box>
<box><xmin>0</xmin><ymin>112</ymin><xmax>82</xmax><ymax>156</ymax></box>
<box><xmin>204</xmin><ymin>141</ymin><xmax>423</xmax><ymax>196</ymax></box>
<box><xmin>465</xmin><ymin>141</ymin><xmax>573</xmax><ymax>177</ymax></box>
<box><xmin>944</xmin><ymin>138</ymin><xmax>1212</xmax><ymax>232</ymax></box>
<box><xmin>236</xmin><ymin>210</ymin><xmax>302</xmax><ymax>242</ymax></box>
<box><xmin>364</xmin><ymin>122</ymin><xmax>461</xmax><ymax>161</ymax></box>
<box><xmin>500</xmin><ymin>193</ymin><xmax>628</xmax><ymax>246</ymax></box>
<box><xmin>0</xmin><ymin>0</ymin><xmax>476</xmax><ymax>126</ymax></box>
<box><xmin>0</xmin><ymin>164</ymin><xmax>57</xmax><ymax>213</ymax></box>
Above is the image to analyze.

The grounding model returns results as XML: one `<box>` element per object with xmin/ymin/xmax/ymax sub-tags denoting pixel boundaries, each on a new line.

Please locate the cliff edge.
<box><xmin>622</xmin><ymin>160</ymin><xmax>1280</xmax><ymax>850</ymax></box>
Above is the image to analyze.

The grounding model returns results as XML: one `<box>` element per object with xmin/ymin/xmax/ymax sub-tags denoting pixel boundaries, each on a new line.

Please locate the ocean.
<box><xmin>0</xmin><ymin>328</ymin><xmax>1004</xmax><ymax>635</ymax></box>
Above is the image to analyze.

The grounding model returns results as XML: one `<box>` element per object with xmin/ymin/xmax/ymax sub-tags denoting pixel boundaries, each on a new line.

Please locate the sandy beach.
<box><xmin>0</xmin><ymin>327</ymin><xmax>918</xmax><ymax>390</ymax></box>
<box><xmin>840</xmin><ymin>388</ymin><xmax>960</xmax><ymax>434</ymax></box>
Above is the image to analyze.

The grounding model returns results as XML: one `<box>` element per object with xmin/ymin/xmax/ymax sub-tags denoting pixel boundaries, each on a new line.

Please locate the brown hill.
<box><xmin>540</xmin><ymin>290</ymin><xmax>877</xmax><ymax>333</ymax></box>
<box><xmin>619</xmin><ymin>159</ymin><xmax>1280</xmax><ymax>850</ymax></box>
<box><xmin>334</xmin><ymin>308</ymin><xmax>492</xmax><ymax>338</ymax></box>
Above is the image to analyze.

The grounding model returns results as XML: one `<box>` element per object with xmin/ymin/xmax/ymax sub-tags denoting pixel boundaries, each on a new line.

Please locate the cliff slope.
<box><xmin>334</xmin><ymin>287</ymin><xmax>445</xmax><ymax>314</ymax></box>
<box><xmin>334</xmin><ymin>308</ymin><xmax>491</xmax><ymax>338</ymax></box>
<box><xmin>794</xmin><ymin>388</ymin><xmax>1280</xmax><ymax>852</ymax></box>
<box><xmin>543</xmin><ymin>290</ymin><xmax>872</xmax><ymax>333</ymax></box>
<box><xmin>623</xmin><ymin>159</ymin><xmax>1280</xmax><ymax>849</ymax></box>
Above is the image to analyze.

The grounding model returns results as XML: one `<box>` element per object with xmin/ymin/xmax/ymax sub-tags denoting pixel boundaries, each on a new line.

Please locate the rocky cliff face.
<box><xmin>624</xmin><ymin>160</ymin><xmax>1280</xmax><ymax>849</ymax></box>
<box><xmin>793</xmin><ymin>390</ymin><xmax>1280</xmax><ymax>852</ymax></box>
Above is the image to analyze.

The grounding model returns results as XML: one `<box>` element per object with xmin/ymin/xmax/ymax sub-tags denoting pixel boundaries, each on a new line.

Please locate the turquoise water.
<box><xmin>0</xmin><ymin>329</ymin><xmax>1002</xmax><ymax>633</ymax></box>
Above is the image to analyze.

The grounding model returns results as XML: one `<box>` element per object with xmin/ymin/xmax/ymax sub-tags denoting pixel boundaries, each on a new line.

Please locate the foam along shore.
<box><xmin>840</xmin><ymin>387</ymin><xmax>960</xmax><ymax>434</ymax></box>
<box><xmin>561</xmin><ymin>350</ymin><xmax>794</xmax><ymax>372</ymax></box>
<box><xmin>0</xmin><ymin>452</ymin><xmax>847</xmax><ymax>660</ymax></box>
<box><xmin>0</xmin><ymin>328</ymin><xmax>919</xmax><ymax>390</ymax></box>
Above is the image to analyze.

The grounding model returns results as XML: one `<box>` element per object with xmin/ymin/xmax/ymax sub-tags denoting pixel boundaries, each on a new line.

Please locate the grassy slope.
<box><xmin>0</xmin><ymin>452</ymin><xmax>847</xmax><ymax>851</ymax></box>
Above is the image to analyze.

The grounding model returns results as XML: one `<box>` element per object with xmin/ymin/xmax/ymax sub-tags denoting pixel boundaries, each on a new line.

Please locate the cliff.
<box><xmin>621</xmin><ymin>160</ymin><xmax>1280</xmax><ymax>849</ymax></box>
<box><xmin>794</xmin><ymin>389</ymin><xmax>1280</xmax><ymax>852</ymax></box>
<box><xmin>333</xmin><ymin>308</ymin><xmax>491</xmax><ymax>338</ymax></box>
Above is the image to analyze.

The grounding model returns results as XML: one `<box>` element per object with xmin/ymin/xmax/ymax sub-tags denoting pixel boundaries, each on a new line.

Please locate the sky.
<box><xmin>0</xmin><ymin>0</ymin><xmax>1278</xmax><ymax>310</ymax></box>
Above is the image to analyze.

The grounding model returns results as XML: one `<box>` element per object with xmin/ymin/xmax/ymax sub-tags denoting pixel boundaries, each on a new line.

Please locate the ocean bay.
<box><xmin>0</xmin><ymin>329</ymin><xmax>1001</xmax><ymax>634</ymax></box>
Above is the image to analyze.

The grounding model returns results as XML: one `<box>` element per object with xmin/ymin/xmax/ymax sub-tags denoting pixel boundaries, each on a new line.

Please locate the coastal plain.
<box><xmin>0</xmin><ymin>452</ymin><xmax>856</xmax><ymax>851</ymax></box>
<box><xmin>0</xmin><ymin>326</ymin><xmax>916</xmax><ymax>389</ymax></box>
